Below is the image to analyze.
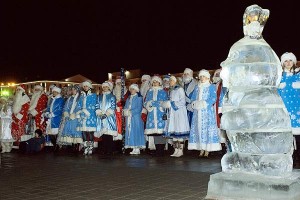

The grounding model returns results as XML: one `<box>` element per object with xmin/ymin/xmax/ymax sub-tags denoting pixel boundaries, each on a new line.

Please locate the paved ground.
<box><xmin>0</xmin><ymin>150</ymin><xmax>222</xmax><ymax>200</ymax></box>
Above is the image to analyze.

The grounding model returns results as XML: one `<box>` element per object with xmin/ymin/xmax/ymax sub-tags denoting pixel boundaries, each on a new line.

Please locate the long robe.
<box><xmin>188</xmin><ymin>83</ymin><xmax>221</xmax><ymax>151</ymax></box>
<box><xmin>61</xmin><ymin>94</ymin><xmax>83</xmax><ymax>143</ymax></box>
<box><xmin>164</xmin><ymin>86</ymin><xmax>190</xmax><ymax>139</ymax></box>
<box><xmin>76</xmin><ymin>91</ymin><xmax>97</xmax><ymax>132</ymax></box>
<box><xmin>95</xmin><ymin>92</ymin><xmax>118</xmax><ymax>137</ymax></box>
<box><xmin>278</xmin><ymin>71</ymin><xmax>300</xmax><ymax>135</ymax></box>
<box><xmin>144</xmin><ymin>87</ymin><xmax>168</xmax><ymax>135</ymax></box>
<box><xmin>124</xmin><ymin>94</ymin><xmax>146</xmax><ymax>148</ymax></box>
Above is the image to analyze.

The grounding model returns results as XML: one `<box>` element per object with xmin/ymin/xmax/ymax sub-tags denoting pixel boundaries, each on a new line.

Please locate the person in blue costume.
<box><xmin>44</xmin><ymin>86</ymin><xmax>64</xmax><ymax>152</ymax></box>
<box><xmin>60</xmin><ymin>85</ymin><xmax>83</xmax><ymax>153</ymax></box>
<box><xmin>278</xmin><ymin>52</ymin><xmax>300</xmax><ymax>165</ymax></box>
<box><xmin>95</xmin><ymin>81</ymin><xmax>118</xmax><ymax>157</ymax></box>
<box><xmin>123</xmin><ymin>84</ymin><xmax>146</xmax><ymax>155</ymax></box>
<box><xmin>77</xmin><ymin>80</ymin><xmax>97</xmax><ymax>155</ymax></box>
<box><xmin>188</xmin><ymin>69</ymin><xmax>221</xmax><ymax>158</ymax></box>
<box><xmin>182</xmin><ymin>68</ymin><xmax>198</xmax><ymax>126</ymax></box>
<box><xmin>144</xmin><ymin>75</ymin><xmax>168</xmax><ymax>156</ymax></box>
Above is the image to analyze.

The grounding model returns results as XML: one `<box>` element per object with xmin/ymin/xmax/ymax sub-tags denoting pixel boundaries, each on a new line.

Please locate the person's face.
<box><xmin>130</xmin><ymin>88</ymin><xmax>137</xmax><ymax>95</ymax></box>
<box><xmin>102</xmin><ymin>86</ymin><xmax>109</xmax><ymax>92</ymax></box>
<box><xmin>72</xmin><ymin>88</ymin><xmax>78</xmax><ymax>95</ymax></box>
<box><xmin>169</xmin><ymin>79</ymin><xmax>176</xmax><ymax>87</ymax></box>
<box><xmin>200</xmin><ymin>76</ymin><xmax>209</xmax><ymax>83</ymax></box>
<box><xmin>83</xmin><ymin>85</ymin><xmax>90</xmax><ymax>91</ymax></box>
<box><xmin>52</xmin><ymin>91</ymin><xmax>59</xmax><ymax>97</ymax></box>
<box><xmin>183</xmin><ymin>72</ymin><xmax>190</xmax><ymax>78</ymax></box>
<box><xmin>116</xmin><ymin>82</ymin><xmax>121</xmax><ymax>86</ymax></box>
<box><xmin>34</xmin><ymin>88</ymin><xmax>41</xmax><ymax>93</ymax></box>
<box><xmin>152</xmin><ymin>81</ymin><xmax>160</xmax><ymax>87</ymax></box>
<box><xmin>284</xmin><ymin>60</ymin><xmax>294</xmax><ymax>70</ymax></box>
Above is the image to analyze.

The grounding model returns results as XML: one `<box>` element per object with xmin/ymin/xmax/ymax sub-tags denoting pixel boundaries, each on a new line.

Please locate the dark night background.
<box><xmin>0</xmin><ymin>0</ymin><xmax>298</xmax><ymax>83</ymax></box>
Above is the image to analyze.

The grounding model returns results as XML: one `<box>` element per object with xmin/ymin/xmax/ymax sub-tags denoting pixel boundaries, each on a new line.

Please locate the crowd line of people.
<box><xmin>0</xmin><ymin>52</ymin><xmax>300</xmax><ymax>163</ymax></box>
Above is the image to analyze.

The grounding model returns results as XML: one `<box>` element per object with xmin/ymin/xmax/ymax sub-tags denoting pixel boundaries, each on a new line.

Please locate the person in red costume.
<box><xmin>28</xmin><ymin>85</ymin><xmax>48</xmax><ymax>133</ymax></box>
<box><xmin>11</xmin><ymin>84</ymin><xmax>30</xmax><ymax>147</ymax></box>
<box><xmin>112</xmin><ymin>77</ymin><xmax>129</xmax><ymax>140</ymax></box>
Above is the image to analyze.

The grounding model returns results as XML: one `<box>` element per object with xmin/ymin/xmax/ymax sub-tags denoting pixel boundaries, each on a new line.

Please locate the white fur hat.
<box><xmin>115</xmin><ymin>78</ymin><xmax>121</xmax><ymax>84</ymax></box>
<box><xmin>34</xmin><ymin>85</ymin><xmax>43</xmax><ymax>90</ymax></box>
<box><xmin>184</xmin><ymin>68</ymin><xmax>193</xmax><ymax>76</ymax></box>
<box><xmin>141</xmin><ymin>74</ymin><xmax>151</xmax><ymax>82</ymax></box>
<box><xmin>199</xmin><ymin>69</ymin><xmax>211</xmax><ymax>78</ymax></box>
<box><xmin>151</xmin><ymin>76</ymin><xmax>162</xmax><ymax>85</ymax></box>
<box><xmin>281</xmin><ymin>52</ymin><xmax>297</xmax><ymax>66</ymax></box>
<box><xmin>49</xmin><ymin>84</ymin><xmax>56</xmax><ymax>89</ymax></box>
<box><xmin>81</xmin><ymin>80</ymin><xmax>93</xmax><ymax>89</ymax></box>
<box><xmin>102</xmin><ymin>81</ymin><xmax>113</xmax><ymax>91</ymax></box>
<box><xmin>129</xmin><ymin>84</ymin><xmax>139</xmax><ymax>92</ymax></box>
<box><xmin>52</xmin><ymin>86</ymin><xmax>61</xmax><ymax>93</ymax></box>
<box><xmin>170</xmin><ymin>76</ymin><xmax>177</xmax><ymax>83</ymax></box>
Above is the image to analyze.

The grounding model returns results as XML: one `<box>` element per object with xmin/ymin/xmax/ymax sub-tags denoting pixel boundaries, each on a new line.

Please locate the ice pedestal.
<box><xmin>206</xmin><ymin>171</ymin><xmax>300</xmax><ymax>200</ymax></box>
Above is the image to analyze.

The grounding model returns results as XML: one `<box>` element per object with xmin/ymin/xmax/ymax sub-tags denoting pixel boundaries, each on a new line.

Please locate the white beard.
<box><xmin>140</xmin><ymin>82</ymin><xmax>151</xmax><ymax>98</ymax></box>
<box><xmin>113</xmin><ymin>85</ymin><xmax>127</xmax><ymax>102</ymax></box>
<box><xmin>113</xmin><ymin>85</ymin><xmax>122</xmax><ymax>101</ymax></box>
<box><xmin>13</xmin><ymin>91</ymin><xmax>30</xmax><ymax>114</ymax></box>
<box><xmin>212</xmin><ymin>77</ymin><xmax>221</xmax><ymax>83</ymax></box>
<box><xmin>29</xmin><ymin>91</ymin><xmax>42</xmax><ymax>111</ymax></box>
<box><xmin>183</xmin><ymin>76</ymin><xmax>192</xmax><ymax>84</ymax></box>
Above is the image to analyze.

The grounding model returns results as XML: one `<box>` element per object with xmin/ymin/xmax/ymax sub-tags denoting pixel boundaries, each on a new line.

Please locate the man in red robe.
<box><xmin>113</xmin><ymin>77</ymin><xmax>129</xmax><ymax>140</ymax></box>
<box><xmin>11</xmin><ymin>85</ymin><xmax>30</xmax><ymax>146</ymax></box>
<box><xmin>28</xmin><ymin>85</ymin><xmax>48</xmax><ymax>133</ymax></box>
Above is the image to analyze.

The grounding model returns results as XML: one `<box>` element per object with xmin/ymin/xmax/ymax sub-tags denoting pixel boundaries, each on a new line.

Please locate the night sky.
<box><xmin>0</xmin><ymin>0</ymin><xmax>298</xmax><ymax>83</ymax></box>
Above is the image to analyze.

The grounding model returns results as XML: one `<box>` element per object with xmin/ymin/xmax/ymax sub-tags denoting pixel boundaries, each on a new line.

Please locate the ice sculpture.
<box><xmin>206</xmin><ymin>5</ymin><xmax>300</xmax><ymax>200</ymax></box>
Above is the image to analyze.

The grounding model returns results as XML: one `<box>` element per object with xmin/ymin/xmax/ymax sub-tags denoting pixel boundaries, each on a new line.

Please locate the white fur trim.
<box><xmin>82</xmin><ymin>109</ymin><xmax>90</xmax><ymax>117</ymax></box>
<box><xmin>129</xmin><ymin>84</ymin><xmax>139</xmax><ymax>92</ymax></box>
<box><xmin>151</xmin><ymin>76</ymin><xmax>162</xmax><ymax>85</ymax></box>
<box><xmin>144</xmin><ymin>128</ymin><xmax>165</xmax><ymax>135</ymax></box>
<box><xmin>292</xmin><ymin>82</ymin><xmax>300</xmax><ymax>89</ymax></box>
<box><xmin>102</xmin><ymin>81</ymin><xmax>113</xmax><ymax>91</ymax></box>
<box><xmin>16</xmin><ymin>113</ymin><xmax>23</xmax><ymax>120</ymax></box>
<box><xmin>218</xmin><ymin>107</ymin><xmax>222</xmax><ymax>114</ymax></box>
<box><xmin>281</xmin><ymin>52</ymin><xmax>297</xmax><ymax>66</ymax></box>
<box><xmin>292</xmin><ymin>128</ymin><xmax>300</xmax><ymax>135</ymax></box>
<box><xmin>278</xmin><ymin>82</ymin><xmax>286</xmax><ymax>89</ymax></box>
<box><xmin>48</xmin><ymin>128</ymin><xmax>59</xmax><ymax>135</ymax></box>
<box><xmin>82</xmin><ymin>81</ymin><xmax>93</xmax><ymax>89</ymax></box>
<box><xmin>30</xmin><ymin>109</ymin><xmax>38</xmax><ymax>116</ymax></box>
<box><xmin>198</xmin><ymin>69</ymin><xmax>211</xmax><ymax>78</ymax></box>
<box><xmin>142</xmin><ymin>107</ymin><xmax>148</xmax><ymax>114</ymax></box>
<box><xmin>114</xmin><ymin>134</ymin><xmax>123</xmax><ymax>141</ymax></box>
<box><xmin>52</xmin><ymin>87</ymin><xmax>61</xmax><ymax>93</ymax></box>
<box><xmin>106</xmin><ymin>108</ymin><xmax>114</xmax><ymax>116</ymax></box>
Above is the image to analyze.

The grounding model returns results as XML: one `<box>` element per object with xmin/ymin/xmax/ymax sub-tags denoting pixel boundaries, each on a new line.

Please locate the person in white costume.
<box><xmin>0</xmin><ymin>98</ymin><xmax>13</xmax><ymax>153</ymax></box>
<box><xmin>162</xmin><ymin>76</ymin><xmax>190</xmax><ymax>157</ymax></box>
